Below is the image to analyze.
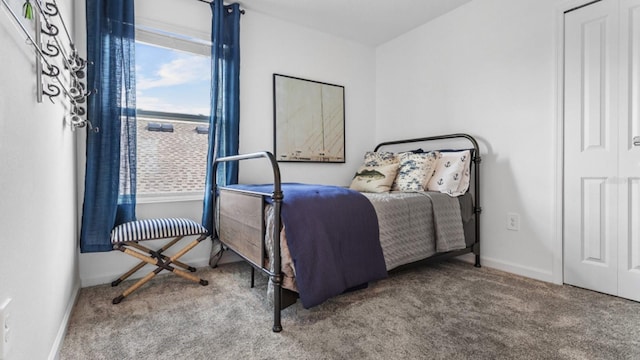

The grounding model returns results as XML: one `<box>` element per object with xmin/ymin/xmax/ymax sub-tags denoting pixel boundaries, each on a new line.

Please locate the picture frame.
<box><xmin>273</xmin><ymin>74</ymin><xmax>345</xmax><ymax>163</ymax></box>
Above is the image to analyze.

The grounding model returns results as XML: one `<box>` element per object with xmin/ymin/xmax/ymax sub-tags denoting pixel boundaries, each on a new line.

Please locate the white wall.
<box><xmin>78</xmin><ymin>0</ymin><xmax>377</xmax><ymax>286</ymax></box>
<box><xmin>0</xmin><ymin>0</ymin><xmax>79</xmax><ymax>359</ymax></box>
<box><xmin>376</xmin><ymin>0</ymin><xmax>561</xmax><ymax>282</ymax></box>
<box><xmin>238</xmin><ymin>8</ymin><xmax>377</xmax><ymax>186</ymax></box>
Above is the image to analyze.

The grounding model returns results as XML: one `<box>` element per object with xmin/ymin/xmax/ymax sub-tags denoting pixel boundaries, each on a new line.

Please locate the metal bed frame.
<box><xmin>212</xmin><ymin>133</ymin><xmax>481</xmax><ymax>332</ymax></box>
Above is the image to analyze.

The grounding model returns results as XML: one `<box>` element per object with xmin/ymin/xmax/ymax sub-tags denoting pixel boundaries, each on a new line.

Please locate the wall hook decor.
<box><xmin>2</xmin><ymin>0</ymin><xmax>96</xmax><ymax>131</ymax></box>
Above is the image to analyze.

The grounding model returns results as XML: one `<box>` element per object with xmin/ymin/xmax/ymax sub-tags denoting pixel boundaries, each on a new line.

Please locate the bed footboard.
<box><xmin>213</xmin><ymin>152</ymin><xmax>286</xmax><ymax>332</ymax></box>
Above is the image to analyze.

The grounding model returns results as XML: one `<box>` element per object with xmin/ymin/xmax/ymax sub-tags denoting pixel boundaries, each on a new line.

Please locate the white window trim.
<box><xmin>136</xmin><ymin>191</ymin><xmax>205</xmax><ymax>204</ymax></box>
<box><xmin>135</xmin><ymin>17</ymin><xmax>211</xmax><ymax>55</ymax></box>
<box><xmin>134</xmin><ymin>20</ymin><xmax>211</xmax><ymax>201</ymax></box>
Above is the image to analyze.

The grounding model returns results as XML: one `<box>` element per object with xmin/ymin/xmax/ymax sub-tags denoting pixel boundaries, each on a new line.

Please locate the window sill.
<box><xmin>136</xmin><ymin>191</ymin><xmax>204</xmax><ymax>204</ymax></box>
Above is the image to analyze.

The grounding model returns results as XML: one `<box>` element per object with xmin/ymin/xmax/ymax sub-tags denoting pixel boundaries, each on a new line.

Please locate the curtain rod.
<box><xmin>197</xmin><ymin>0</ymin><xmax>245</xmax><ymax>14</ymax></box>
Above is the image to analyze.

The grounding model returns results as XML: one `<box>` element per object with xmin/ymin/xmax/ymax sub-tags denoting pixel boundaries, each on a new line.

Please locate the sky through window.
<box><xmin>136</xmin><ymin>42</ymin><xmax>211</xmax><ymax>116</ymax></box>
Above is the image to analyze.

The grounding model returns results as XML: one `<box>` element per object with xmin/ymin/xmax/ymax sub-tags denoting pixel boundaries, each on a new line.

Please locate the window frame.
<box><xmin>134</xmin><ymin>21</ymin><xmax>212</xmax><ymax>204</ymax></box>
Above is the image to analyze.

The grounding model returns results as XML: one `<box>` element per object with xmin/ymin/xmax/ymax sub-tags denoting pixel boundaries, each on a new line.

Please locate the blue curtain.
<box><xmin>202</xmin><ymin>1</ymin><xmax>241</xmax><ymax>234</ymax></box>
<box><xmin>80</xmin><ymin>0</ymin><xmax>137</xmax><ymax>253</ymax></box>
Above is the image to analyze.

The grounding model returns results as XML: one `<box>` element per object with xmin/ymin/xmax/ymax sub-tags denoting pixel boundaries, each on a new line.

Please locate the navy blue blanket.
<box><xmin>225</xmin><ymin>183</ymin><xmax>387</xmax><ymax>308</ymax></box>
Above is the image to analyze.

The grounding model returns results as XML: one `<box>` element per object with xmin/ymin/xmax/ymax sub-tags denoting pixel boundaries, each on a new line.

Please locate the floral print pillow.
<box><xmin>393</xmin><ymin>152</ymin><xmax>438</xmax><ymax>191</ymax></box>
<box><xmin>363</xmin><ymin>151</ymin><xmax>398</xmax><ymax>167</ymax></box>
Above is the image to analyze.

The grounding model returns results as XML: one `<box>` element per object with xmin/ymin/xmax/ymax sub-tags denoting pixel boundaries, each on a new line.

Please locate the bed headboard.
<box><xmin>374</xmin><ymin>133</ymin><xmax>479</xmax><ymax>154</ymax></box>
<box><xmin>372</xmin><ymin>133</ymin><xmax>480</xmax><ymax>195</ymax></box>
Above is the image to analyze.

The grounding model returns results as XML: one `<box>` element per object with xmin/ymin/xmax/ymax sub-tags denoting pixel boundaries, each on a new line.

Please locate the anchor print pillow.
<box><xmin>447</xmin><ymin>150</ymin><xmax>472</xmax><ymax>196</ymax></box>
<box><xmin>426</xmin><ymin>150</ymin><xmax>470</xmax><ymax>196</ymax></box>
<box><xmin>350</xmin><ymin>163</ymin><xmax>399</xmax><ymax>193</ymax></box>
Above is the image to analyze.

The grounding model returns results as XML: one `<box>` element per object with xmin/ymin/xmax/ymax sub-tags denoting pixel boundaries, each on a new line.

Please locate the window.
<box><xmin>135</xmin><ymin>26</ymin><xmax>211</xmax><ymax>199</ymax></box>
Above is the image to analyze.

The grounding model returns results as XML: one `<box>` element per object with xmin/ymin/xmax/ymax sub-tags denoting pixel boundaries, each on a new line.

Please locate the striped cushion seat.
<box><xmin>111</xmin><ymin>218</ymin><xmax>208</xmax><ymax>244</ymax></box>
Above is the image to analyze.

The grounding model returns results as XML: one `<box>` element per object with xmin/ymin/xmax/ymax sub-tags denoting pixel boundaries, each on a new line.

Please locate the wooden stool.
<box><xmin>110</xmin><ymin>218</ymin><xmax>209</xmax><ymax>304</ymax></box>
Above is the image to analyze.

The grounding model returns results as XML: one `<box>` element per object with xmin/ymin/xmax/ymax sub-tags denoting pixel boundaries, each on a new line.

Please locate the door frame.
<box><xmin>553</xmin><ymin>0</ymin><xmax>604</xmax><ymax>285</ymax></box>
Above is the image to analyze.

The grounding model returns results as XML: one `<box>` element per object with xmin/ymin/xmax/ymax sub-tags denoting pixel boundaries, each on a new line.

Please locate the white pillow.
<box><xmin>393</xmin><ymin>152</ymin><xmax>438</xmax><ymax>191</ymax></box>
<box><xmin>449</xmin><ymin>150</ymin><xmax>472</xmax><ymax>196</ymax></box>
<box><xmin>350</xmin><ymin>163</ymin><xmax>399</xmax><ymax>193</ymax></box>
<box><xmin>427</xmin><ymin>150</ymin><xmax>470</xmax><ymax>196</ymax></box>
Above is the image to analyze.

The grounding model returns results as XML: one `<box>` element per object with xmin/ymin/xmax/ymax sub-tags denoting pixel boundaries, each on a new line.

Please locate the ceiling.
<box><xmin>236</xmin><ymin>0</ymin><xmax>473</xmax><ymax>46</ymax></box>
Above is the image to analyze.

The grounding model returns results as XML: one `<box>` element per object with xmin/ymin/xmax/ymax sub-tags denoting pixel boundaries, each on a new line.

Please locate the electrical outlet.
<box><xmin>507</xmin><ymin>212</ymin><xmax>520</xmax><ymax>231</ymax></box>
<box><xmin>0</xmin><ymin>298</ymin><xmax>11</xmax><ymax>360</ymax></box>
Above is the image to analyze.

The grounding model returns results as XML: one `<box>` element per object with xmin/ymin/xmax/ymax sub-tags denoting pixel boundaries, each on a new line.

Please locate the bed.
<box><xmin>211</xmin><ymin>133</ymin><xmax>481</xmax><ymax>332</ymax></box>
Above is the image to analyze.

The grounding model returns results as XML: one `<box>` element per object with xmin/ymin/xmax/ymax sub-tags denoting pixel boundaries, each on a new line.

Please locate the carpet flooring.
<box><xmin>59</xmin><ymin>260</ymin><xmax>640</xmax><ymax>360</ymax></box>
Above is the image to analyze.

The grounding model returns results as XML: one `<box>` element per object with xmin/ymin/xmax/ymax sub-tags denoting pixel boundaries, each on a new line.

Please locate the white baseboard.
<box><xmin>80</xmin><ymin>251</ymin><xmax>243</xmax><ymax>288</ymax></box>
<box><xmin>48</xmin><ymin>282</ymin><xmax>81</xmax><ymax>360</ymax></box>
<box><xmin>457</xmin><ymin>253</ymin><xmax>555</xmax><ymax>283</ymax></box>
<box><xmin>80</xmin><ymin>255</ymin><xmax>212</xmax><ymax>287</ymax></box>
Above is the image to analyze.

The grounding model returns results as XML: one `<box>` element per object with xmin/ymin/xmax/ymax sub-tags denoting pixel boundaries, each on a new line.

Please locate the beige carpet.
<box><xmin>59</xmin><ymin>260</ymin><xmax>640</xmax><ymax>360</ymax></box>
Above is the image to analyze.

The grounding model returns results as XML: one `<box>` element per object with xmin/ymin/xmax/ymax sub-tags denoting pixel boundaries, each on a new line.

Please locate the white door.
<box><xmin>617</xmin><ymin>0</ymin><xmax>640</xmax><ymax>301</ymax></box>
<box><xmin>564</xmin><ymin>0</ymin><xmax>619</xmax><ymax>296</ymax></box>
<box><xmin>564</xmin><ymin>0</ymin><xmax>640</xmax><ymax>302</ymax></box>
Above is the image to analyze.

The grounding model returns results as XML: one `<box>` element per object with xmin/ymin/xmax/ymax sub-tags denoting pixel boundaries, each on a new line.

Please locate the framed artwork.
<box><xmin>273</xmin><ymin>74</ymin><xmax>345</xmax><ymax>163</ymax></box>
